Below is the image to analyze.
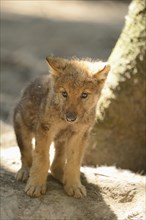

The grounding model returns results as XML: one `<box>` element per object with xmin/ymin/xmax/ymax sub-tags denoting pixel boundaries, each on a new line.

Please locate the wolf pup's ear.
<box><xmin>93</xmin><ymin>62</ymin><xmax>111</xmax><ymax>83</ymax></box>
<box><xmin>46</xmin><ymin>56</ymin><xmax>66</xmax><ymax>76</ymax></box>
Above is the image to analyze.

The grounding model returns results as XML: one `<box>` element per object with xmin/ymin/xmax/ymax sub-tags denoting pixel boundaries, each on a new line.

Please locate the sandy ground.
<box><xmin>1</xmin><ymin>1</ymin><xmax>145</xmax><ymax>220</ymax></box>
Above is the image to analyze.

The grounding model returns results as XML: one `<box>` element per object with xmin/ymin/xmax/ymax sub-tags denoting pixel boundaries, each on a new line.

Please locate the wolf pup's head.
<box><xmin>46</xmin><ymin>57</ymin><xmax>110</xmax><ymax>124</ymax></box>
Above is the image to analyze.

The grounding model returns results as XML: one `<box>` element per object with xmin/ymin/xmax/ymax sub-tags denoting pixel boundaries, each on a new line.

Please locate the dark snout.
<box><xmin>65</xmin><ymin>112</ymin><xmax>77</xmax><ymax>122</ymax></box>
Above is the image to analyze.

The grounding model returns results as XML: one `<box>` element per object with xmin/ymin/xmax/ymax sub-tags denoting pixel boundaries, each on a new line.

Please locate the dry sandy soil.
<box><xmin>1</xmin><ymin>1</ymin><xmax>145</xmax><ymax>220</ymax></box>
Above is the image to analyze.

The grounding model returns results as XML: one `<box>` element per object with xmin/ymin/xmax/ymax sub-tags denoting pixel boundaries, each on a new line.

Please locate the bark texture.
<box><xmin>84</xmin><ymin>0</ymin><xmax>146</xmax><ymax>172</ymax></box>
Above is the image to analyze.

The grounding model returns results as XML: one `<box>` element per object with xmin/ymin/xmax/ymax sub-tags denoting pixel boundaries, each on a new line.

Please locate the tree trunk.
<box><xmin>84</xmin><ymin>0</ymin><xmax>146</xmax><ymax>172</ymax></box>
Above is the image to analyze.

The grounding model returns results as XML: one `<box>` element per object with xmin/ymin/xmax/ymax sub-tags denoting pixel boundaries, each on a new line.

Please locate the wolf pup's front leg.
<box><xmin>63</xmin><ymin>132</ymin><xmax>88</xmax><ymax>199</ymax></box>
<box><xmin>25</xmin><ymin>125</ymin><xmax>52</xmax><ymax>197</ymax></box>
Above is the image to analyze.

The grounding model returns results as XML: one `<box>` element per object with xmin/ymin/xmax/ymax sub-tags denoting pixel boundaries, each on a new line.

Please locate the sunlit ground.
<box><xmin>1</xmin><ymin>143</ymin><xmax>145</xmax><ymax>187</ymax></box>
<box><xmin>0</xmin><ymin>143</ymin><xmax>55</xmax><ymax>174</ymax></box>
<box><xmin>1</xmin><ymin>0</ymin><xmax>128</xmax><ymax>23</ymax></box>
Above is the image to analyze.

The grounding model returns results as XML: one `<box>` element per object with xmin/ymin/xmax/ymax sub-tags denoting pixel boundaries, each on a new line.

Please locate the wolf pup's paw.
<box><xmin>25</xmin><ymin>177</ymin><xmax>47</xmax><ymax>197</ymax></box>
<box><xmin>64</xmin><ymin>183</ymin><xmax>87</xmax><ymax>198</ymax></box>
<box><xmin>16</xmin><ymin>168</ymin><xmax>29</xmax><ymax>182</ymax></box>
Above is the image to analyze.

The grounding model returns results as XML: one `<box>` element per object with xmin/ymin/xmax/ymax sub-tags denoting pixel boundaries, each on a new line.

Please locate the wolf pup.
<box><xmin>13</xmin><ymin>57</ymin><xmax>110</xmax><ymax>198</ymax></box>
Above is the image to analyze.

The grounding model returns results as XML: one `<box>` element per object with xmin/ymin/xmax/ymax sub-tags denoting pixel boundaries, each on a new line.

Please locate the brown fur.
<box><xmin>13</xmin><ymin>57</ymin><xmax>110</xmax><ymax>198</ymax></box>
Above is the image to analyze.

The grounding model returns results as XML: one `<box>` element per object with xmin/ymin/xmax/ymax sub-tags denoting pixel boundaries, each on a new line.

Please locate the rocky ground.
<box><xmin>1</xmin><ymin>140</ymin><xmax>145</xmax><ymax>220</ymax></box>
<box><xmin>1</xmin><ymin>1</ymin><xmax>145</xmax><ymax>220</ymax></box>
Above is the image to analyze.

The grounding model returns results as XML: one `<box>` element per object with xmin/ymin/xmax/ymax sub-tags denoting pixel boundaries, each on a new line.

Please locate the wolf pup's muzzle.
<box><xmin>65</xmin><ymin>112</ymin><xmax>77</xmax><ymax>122</ymax></box>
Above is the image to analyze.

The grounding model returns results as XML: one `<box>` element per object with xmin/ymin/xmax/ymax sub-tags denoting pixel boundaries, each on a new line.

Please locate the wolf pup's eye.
<box><xmin>62</xmin><ymin>91</ymin><xmax>68</xmax><ymax>98</ymax></box>
<box><xmin>81</xmin><ymin>92</ymin><xmax>88</xmax><ymax>99</ymax></box>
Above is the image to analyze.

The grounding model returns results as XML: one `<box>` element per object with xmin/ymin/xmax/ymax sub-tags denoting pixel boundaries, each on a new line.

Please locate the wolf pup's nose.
<box><xmin>65</xmin><ymin>112</ymin><xmax>77</xmax><ymax>122</ymax></box>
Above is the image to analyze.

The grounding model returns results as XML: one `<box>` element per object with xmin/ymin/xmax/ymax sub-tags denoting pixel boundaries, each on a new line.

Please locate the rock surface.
<box><xmin>1</xmin><ymin>134</ymin><xmax>145</xmax><ymax>220</ymax></box>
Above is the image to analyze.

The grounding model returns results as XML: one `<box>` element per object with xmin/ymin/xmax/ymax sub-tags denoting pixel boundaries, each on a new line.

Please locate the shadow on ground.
<box><xmin>1</xmin><ymin>167</ymin><xmax>118</xmax><ymax>220</ymax></box>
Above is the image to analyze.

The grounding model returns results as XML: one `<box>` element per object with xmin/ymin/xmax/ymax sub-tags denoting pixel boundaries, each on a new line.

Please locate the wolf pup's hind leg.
<box><xmin>14</xmin><ymin>111</ymin><xmax>33</xmax><ymax>182</ymax></box>
<box><xmin>50</xmin><ymin>140</ymin><xmax>66</xmax><ymax>183</ymax></box>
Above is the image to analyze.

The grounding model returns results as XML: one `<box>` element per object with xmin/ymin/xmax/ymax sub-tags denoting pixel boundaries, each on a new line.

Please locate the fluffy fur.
<box><xmin>13</xmin><ymin>56</ymin><xmax>110</xmax><ymax>198</ymax></box>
